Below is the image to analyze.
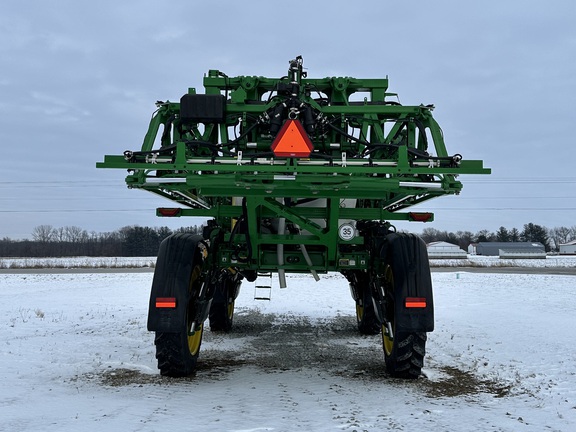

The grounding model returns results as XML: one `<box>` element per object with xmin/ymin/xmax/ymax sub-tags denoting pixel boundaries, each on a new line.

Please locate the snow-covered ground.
<box><xmin>430</xmin><ymin>255</ymin><xmax>576</xmax><ymax>269</ymax></box>
<box><xmin>1</xmin><ymin>270</ymin><xmax>575</xmax><ymax>431</ymax></box>
<box><xmin>0</xmin><ymin>256</ymin><xmax>157</xmax><ymax>269</ymax></box>
<box><xmin>2</xmin><ymin>255</ymin><xmax>576</xmax><ymax>269</ymax></box>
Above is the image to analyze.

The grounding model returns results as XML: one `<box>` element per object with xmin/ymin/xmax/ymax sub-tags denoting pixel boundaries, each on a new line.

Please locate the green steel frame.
<box><xmin>97</xmin><ymin>57</ymin><xmax>490</xmax><ymax>274</ymax></box>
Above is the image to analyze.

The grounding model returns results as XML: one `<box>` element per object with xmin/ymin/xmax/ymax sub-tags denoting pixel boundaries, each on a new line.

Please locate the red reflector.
<box><xmin>271</xmin><ymin>119</ymin><xmax>314</xmax><ymax>158</ymax></box>
<box><xmin>158</xmin><ymin>208</ymin><xmax>182</xmax><ymax>217</ymax></box>
<box><xmin>156</xmin><ymin>297</ymin><xmax>176</xmax><ymax>308</ymax></box>
<box><xmin>408</xmin><ymin>212</ymin><xmax>433</xmax><ymax>222</ymax></box>
<box><xmin>405</xmin><ymin>297</ymin><xmax>427</xmax><ymax>308</ymax></box>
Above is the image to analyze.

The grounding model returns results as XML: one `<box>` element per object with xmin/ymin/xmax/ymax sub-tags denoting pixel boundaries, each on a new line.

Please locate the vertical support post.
<box><xmin>245</xmin><ymin>196</ymin><xmax>260</xmax><ymax>266</ymax></box>
<box><xmin>326</xmin><ymin>198</ymin><xmax>340</xmax><ymax>265</ymax></box>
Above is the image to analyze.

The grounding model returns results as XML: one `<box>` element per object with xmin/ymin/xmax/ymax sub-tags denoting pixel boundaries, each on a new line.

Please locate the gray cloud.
<box><xmin>1</xmin><ymin>0</ymin><xmax>575</xmax><ymax>238</ymax></box>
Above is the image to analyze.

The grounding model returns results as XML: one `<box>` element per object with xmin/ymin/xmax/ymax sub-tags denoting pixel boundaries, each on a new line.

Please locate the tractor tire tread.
<box><xmin>155</xmin><ymin>332</ymin><xmax>197</xmax><ymax>377</ymax></box>
<box><xmin>209</xmin><ymin>304</ymin><xmax>233</xmax><ymax>332</ymax></box>
<box><xmin>386</xmin><ymin>332</ymin><xmax>427</xmax><ymax>379</ymax></box>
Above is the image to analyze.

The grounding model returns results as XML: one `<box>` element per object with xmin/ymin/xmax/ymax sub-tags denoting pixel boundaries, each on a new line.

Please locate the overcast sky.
<box><xmin>1</xmin><ymin>0</ymin><xmax>575</xmax><ymax>239</ymax></box>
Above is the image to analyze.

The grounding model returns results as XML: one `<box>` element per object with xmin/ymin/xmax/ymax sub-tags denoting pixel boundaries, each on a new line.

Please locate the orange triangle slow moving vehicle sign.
<box><xmin>271</xmin><ymin>119</ymin><xmax>314</xmax><ymax>158</ymax></box>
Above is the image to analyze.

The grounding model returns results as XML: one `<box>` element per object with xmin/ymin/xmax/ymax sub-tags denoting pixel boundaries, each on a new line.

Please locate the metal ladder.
<box><xmin>254</xmin><ymin>272</ymin><xmax>272</xmax><ymax>300</ymax></box>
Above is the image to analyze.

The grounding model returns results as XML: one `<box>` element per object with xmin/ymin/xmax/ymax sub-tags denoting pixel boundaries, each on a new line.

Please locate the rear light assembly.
<box><xmin>155</xmin><ymin>297</ymin><xmax>176</xmax><ymax>308</ymax></box>
<box><xmin>405</xmin><ymin>297</ymin><xmax>427</xmax><ymax>308</ymax></box>
<box><xmin>157</xmin><ymin>208</ymin><xmax>182</xmax><ymax>217</ymax></box>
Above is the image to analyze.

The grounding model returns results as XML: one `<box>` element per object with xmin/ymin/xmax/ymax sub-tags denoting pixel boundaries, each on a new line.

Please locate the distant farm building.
<box><xmin>475</xmin><ymin>242</ymin><xmax>546</xmax><ymax>259</ymax></box>
<box><xmin>427</xmin><ymin>241</ymin><xmax>467</xmax><ymax>259</ymax></box>
<box><xmin>559</xmin><ymin>240</ymin><xmax>576</xmax><ymax>255</ymax></box>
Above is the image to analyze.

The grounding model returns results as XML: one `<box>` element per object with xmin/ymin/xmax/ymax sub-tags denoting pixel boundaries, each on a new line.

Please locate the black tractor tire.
<box><xmin>345</xmin><ymin>271</ymin><xmax>381</xmax><ymax>335</ymax></box>
<box><xmin>153</xmin><ymin>234</ymin><xmax>205</xmax><ymax>377</ymax></box>
<box><xmin>380</xmin><ymin>233</ymin><xmax>430</xmax><ymax>379</ymax></box>
<box><xmin>355</xmin><ymin>283</ymin><xmax>381</xmax><ymax>335</ymax></box>
<box><xmin>209</xmin><ymin>277</ymin><xmax>240</xmax><ymax>332</ymax></box>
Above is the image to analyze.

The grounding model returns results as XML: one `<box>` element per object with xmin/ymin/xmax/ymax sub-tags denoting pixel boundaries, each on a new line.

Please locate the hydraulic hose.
<box><xmin>277</xmin><ymin>218</ymin><xmax>287</xmax><ymax>288</ymax></box>
<box><xmin>300</xmin><ymin>244</ymin><xmax>320</xmax><ymax>281</ymax></box>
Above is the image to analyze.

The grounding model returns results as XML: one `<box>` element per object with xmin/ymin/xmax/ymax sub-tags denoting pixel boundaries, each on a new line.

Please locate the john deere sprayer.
<box><xmin>98</xmin><ymin>57</ymin><xmax>490</xmax><ymax>378</ymax></box>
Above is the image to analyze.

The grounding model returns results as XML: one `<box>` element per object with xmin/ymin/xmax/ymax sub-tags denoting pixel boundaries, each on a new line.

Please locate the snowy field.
<box><xmin>1</xmin><ymin>255</ymin><xmax>576</xmax><ymax>269</ymax></box>
<box><xmin>1</xmin><ymin>270</ymin><xmax>576</xmax><ymax>431</ymax></box>
<box><xmin>430</xmin><ymin>255</ymin><xmax>576</xmax><ymax>269</ymax></box>
<box><xmin>0</xmin><ymin>256</ymin><xmax>157</xmax><ymax>269</ymax></box>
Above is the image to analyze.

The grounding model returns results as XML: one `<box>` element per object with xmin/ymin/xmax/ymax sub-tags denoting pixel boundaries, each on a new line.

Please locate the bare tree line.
<box><xmin>419</xmin><ymin>223</ymin><xmax>576</xmax><ymax>253</ymax></box>
<box><xmin>1</xmin><ymin>222</ymin><xmax>574</xmax><ymax>257</ymax></box>
<box><xmin>0</xmin><ymin>224</ymin><xmax>203</xmax><ymax>257</ymax></box>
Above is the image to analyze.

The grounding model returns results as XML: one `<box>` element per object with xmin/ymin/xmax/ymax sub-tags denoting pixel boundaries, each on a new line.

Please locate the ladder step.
<box><xmin>254</xmin><ymin>272</ymin><xmax>273</xmax><ymax>300</ymax></box>
<box><xmin>254</xmin><ymin>285</ymin><xmax>272</xmax><ymax>301</ymax></box>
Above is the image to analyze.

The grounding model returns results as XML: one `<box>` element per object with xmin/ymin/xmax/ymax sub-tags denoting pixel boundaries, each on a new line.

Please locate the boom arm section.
<box><xmin>97</xmin><ymin>56</ymin><xmax>490</xmax><ymax>273</ymax></box>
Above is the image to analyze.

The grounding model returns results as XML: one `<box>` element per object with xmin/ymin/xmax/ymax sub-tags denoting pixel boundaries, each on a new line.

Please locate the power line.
<box><xmin>2</xmin><ymin>194</ymin><xmax>576</xmax><ymax>201</ymax></box>
<box><xmin>0</xmin><ymin>181</ymin><xmax>120</xmax><ymax>184</ymax></box>
<box><xmin>465</xmin><ymin>178</ymin><xmax>576</xmax><ymax>184</ymax></box>
<box><xmin>0</xmin><ymin>197</ymin><xmax>155</xmax><ymax>201</ymax></box>
<box><xmin>0</xmin><ymin>209</ymin><xmax>156</xmax><ymax>213</ymax></box>
<box><xmin>0</xmin><ymin>184</ymin><xmax>124</xmax><ymax>189</ymax></box>
<box><xmin>452</xmin><ymin>197</ymin><xmax>576</xmax><ymax>200</ymax></box>
<box><xmin>1</xmin><ymin>178</ymin><xmax>576</xmax><ymax>188</ymax></box>
<box><xmin>424</xmin><ymin>207</ymin><xmax>576</xmax><ymax>211</ymax></box>
<box><xmin>1</xmin><ymin>207</ymin><xmax>576</xmax><ymax>214</ymax></box>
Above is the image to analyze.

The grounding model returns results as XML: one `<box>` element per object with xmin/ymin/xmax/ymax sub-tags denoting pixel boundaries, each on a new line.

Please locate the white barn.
<box><xmin>427</xmin><ymin>241</ymin><xmax>467</xmax><ymax>259</ymax></box>
<box><xmin>559</xmin><ymin>240</ymin><xmax>576</xmax><ymax>255</ymax></box>
<box><xmin>476</xmin><ymin>242</ymin><xmax>546</xmax><ymax>259</ymax></box>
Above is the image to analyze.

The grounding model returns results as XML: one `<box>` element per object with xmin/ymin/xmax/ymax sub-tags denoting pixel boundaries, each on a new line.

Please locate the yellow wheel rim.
<box><xmin>383</xmin><ymin>324</ymin><xmax>394</xmax><ymax>356</ymax></box>
<box><xmin>382</xmin><ymin>264</ymin><xmax>394</xmax><ymax>356</ymax></box>
<box><xmin>356</xmin><ymin>303</ymin><xmax>364</xmax><ymax>322</ymax></box>
<box><xmin>227</xmin><ymin>301</ymin><xmax>235</xmax><ymax>320</ymax></box>
<box><xmin>186</xmin><ymin>263</ymin><xmax>203</xmax><ymax>356</ymax></box>
<box><xmin>188</xmin><ymin>324</ymin><xmax>203</xmax><ymax>356</ymax></box>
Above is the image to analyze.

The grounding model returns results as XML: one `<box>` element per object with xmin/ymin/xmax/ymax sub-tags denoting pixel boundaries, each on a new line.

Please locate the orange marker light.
<box><xmin>156</xmin><ymin>297</ymin><xmax>177</xmax><ymax>308</ymax></box>
<box><xmin>158</xmin><ymin>208</ymin><xmax>182</xmax><ymax>217</ymax></box>
<box><xmin>405</xmin><ymin>297</ymin><xmax>427</xmax><ymax>308</ymax></box>
<box><xmin>408</xmin><ymin>212</ymin><xmax>433</xmax><ymax>222</ymax></box>
<box><xmin>271</xmin><ymin>119</ymin><xmax>314</xmax><ymax>158</ymax></box>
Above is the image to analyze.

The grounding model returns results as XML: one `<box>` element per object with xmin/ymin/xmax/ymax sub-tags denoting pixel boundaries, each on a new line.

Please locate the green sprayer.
<box><xmin>98</xmin><ymin>57</ymin><xmax>490</xmax><ymax>378</ymax></box>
